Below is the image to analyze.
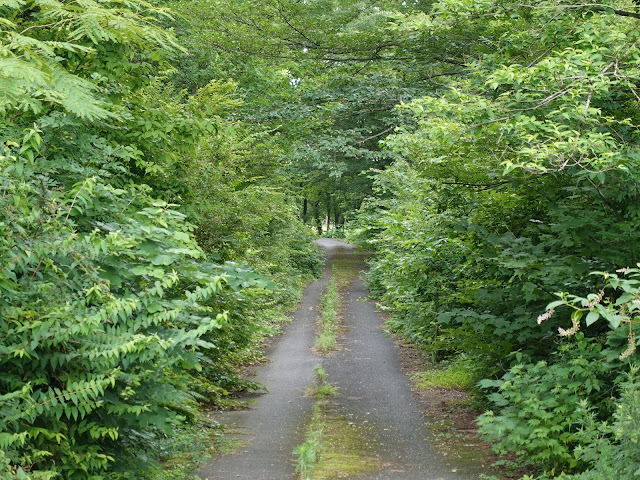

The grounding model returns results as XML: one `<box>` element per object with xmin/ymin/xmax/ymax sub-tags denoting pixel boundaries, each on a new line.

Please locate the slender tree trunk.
<box><xmin>326</xmin><ymin>193</ymin><xmax>331</xmax><ymax>232</ymax></box>
<box><xmin>313</xmin><ymin>201</ymin><xmax>322</xmax><ymax>235</ymax></box>
<box><xmin>302</xmin><ymin>198</ymin><xmax>308</xmax><ymax>223</ymax></box>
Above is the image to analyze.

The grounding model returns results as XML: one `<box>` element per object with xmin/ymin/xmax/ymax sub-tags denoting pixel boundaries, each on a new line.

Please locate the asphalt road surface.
<box><xmin>197</xmin><ymin>239</ymin><xmax>485</xmax><ymax>480</ymax></box>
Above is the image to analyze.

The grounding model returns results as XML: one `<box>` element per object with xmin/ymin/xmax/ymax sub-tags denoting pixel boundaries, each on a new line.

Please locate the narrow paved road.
<box><xmin>198</xmin><ymin>239</ymin><xmax>485</xmax><ymax>480</ymax></box>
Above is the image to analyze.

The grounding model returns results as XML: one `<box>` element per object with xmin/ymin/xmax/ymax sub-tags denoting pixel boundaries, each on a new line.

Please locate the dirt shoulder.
<box><xmin>394</xmin><ymin>338</ymin><xmax>532</xmax><ymax>480</ymax></box>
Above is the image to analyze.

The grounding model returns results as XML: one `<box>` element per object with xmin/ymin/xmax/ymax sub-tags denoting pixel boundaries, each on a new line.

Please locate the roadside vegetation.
<box><xmin>351</xmin><ymin>3</ymin><xmax>640</xmax><ymax>473</ymax></box>
<box><xmin>0</xmin><ymin>1</ymin><xmax>320</xmax><ymax>478</ymax></box>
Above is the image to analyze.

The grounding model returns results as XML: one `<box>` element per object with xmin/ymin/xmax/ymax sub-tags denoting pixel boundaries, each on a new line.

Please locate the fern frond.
<box><xmin>0</xmin><ymin>0</ymin><xmax>182</xmax><ymax>119</ymax></box>
<box><xmin>0</xmin><ymin>57</ymin><xmax>48</xmax><ymax>85</ymax></box>
<box><xmin>0</xmin><ymin>56</ymin><xmax>112</xmax><ymax>118</ymax></box>
<box><xmin>0</xmin><ymin>0</ymin><xmax>25</xmax><ymax>9</ymax></box>
<box><xmin>7</xmin><ymin>32</ymin><xmax>94</xmax><ymax>55</ymax></box>
<box><xmin>0</xmin><ymin>17</ymin><xmax>16</xmax><ymax>28</ymax></box>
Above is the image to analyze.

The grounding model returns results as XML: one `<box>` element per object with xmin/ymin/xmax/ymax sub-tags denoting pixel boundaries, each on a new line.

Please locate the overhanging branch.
<box><xmin>520</xmin><ymin>3</ymin><xmax>640</xmax><ymax>20</ymax></box>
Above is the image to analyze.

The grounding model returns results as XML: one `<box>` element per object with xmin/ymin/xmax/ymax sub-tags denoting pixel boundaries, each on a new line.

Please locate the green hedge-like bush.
<box><xmin>477</xmin><ymin>335</ymin><xmax>612</xmax><ymax>473</ymax></box>
<box><xmin>0</xmin><ymin>130</ymin><xmax>234</xmax><ymax>478</ymax></box>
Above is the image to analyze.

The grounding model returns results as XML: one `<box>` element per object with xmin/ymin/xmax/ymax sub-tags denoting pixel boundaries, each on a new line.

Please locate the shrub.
<box><xmin>0</xmin><ymin>131</ymin><xmax>231</xmax><ymax>478</ymax></box>
<box><xmin>567</xmin><ymin>367</ymin><xmax>640</xmax><ymax>480</ymax></box>
<box><xmin>477</xmin><ymin>335</ymin><xmax>612</xmax><ymax>473</ymax></box>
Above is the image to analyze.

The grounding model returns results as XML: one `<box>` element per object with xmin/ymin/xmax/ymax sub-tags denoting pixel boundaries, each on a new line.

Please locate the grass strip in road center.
<box><xmin>315</xmin><ymin>273</ymin><xmax>339</xmax><ymax>354</ymax></box>
<box><xmin>314</xmin><ymin>259</ymin><xmax>360</xmax><ymax>356</ymax></box>
<box><xmin>294</xmin><ymin>365</ymin><xmax>383</xmax><ymax>480</ymax></box>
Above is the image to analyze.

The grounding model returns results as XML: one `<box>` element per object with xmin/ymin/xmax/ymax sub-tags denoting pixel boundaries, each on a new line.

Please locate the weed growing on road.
<box><xmin>294</xmin><ymin>399</ymin><xmax>382</xmax><ymax>480</ymax></box>
<box><xmin>295</xmin><ymin>404</ymin><xmax>324</xmax><ymax>479</ymax></box>
<box><xmin>306</xmin><ymin>365</ymin><xmax>339</xmax><ymax>398</ymax></box>
<box><xmin>315</xmin><ymin>259</ymin><xmax>360</xmax><ymax>355</ymax></box>
<box><xmin>296</xmin><ymin>364</ymin><xmax>382</xmax><ymax>480</ymax></box>
<box><xmin>315</xmin><ymin>364</ymin><xmax>329</xmax><ymax>384</ymax></box>
<box><xmin>316</xmin><ymin>272</ymin><xmax>339</xmax><ymax>354</ymax></box>
<box><xmin>298</xmin><ymin>256</ymin><xmax>384</xmax><ymax>478</ymax></box>
<box><xmin>310</xmin><ymin>409</ymin><xmax>381</xmax><ymax>480</ymax></box>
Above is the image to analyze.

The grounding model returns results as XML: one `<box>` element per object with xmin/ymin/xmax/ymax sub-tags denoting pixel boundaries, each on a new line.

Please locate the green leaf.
<box><xmin>150</xmin><ymin>254</ymin><xmax>177</xmax><ymax>266</ymax></box>
<box><xmin>585</xmin><ymin>311</ymin><xmax>599</xmax><ymax>327</ymax></box>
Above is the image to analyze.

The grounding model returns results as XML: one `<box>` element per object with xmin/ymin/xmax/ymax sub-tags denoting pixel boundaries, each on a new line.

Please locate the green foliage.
<box><xmin>0</xmin><ymin>0</ymin><xmax>178</xmax><ymax>119</ymax></box>
<box><xmin>477</xmin><ymin>335</ymin><xmax>612</xmax><ymax>473</ymax></box>
<box><xmin>0</xmin><ymin>0</ymin><xmax>323</xmax><ymax>478</ymax></box>
<box><xmin>129</xmin><ymin>416</ymin><xmax>225</xmax><ymax>480</ymax></box>
<box><xmin>10</xmin><ymin>0</ymin><xmax>640</xmax><ymax>477</ymax></box>
<box><xmin>0</xmin><ymin>0</ymin><xmax>233</xmax><ymax>471</ymax></box>
<box><xmin>411</xmin><ymin>356</ymin><xmax>485</xmax><ymax>391</ymax></box>
<box><xmin>540</xmin><ymin>267</ymin><xmax>640</xmax><ymax>357</ymax></box>
<box><xmin>168</xmin><ymin>0</ymin><xmax>427</xmax><ymax>232</ymax></box>
<box><xmin>0</xmin><ymin>127</ymin><xmax>230</xmax><ymax>478</ymax></box>
<box><xmin>347</xmin><ymin>1</ymin><xmax>640</xmax><ymax>477</ymax></box>
<box><xmin>306</xmin><ymin>365</ymin><xmax>338</xmax><ymax>399</ymax></box>
<box><xmin>567</xmin><ymin>367</ymin><xmax>640</xmax><ymax>480</ymax></box>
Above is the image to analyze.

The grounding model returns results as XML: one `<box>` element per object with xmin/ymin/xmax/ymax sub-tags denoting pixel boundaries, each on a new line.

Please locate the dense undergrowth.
<box><xmin>0</xmin><ymin>1</ymin><xmax>320</xmax><ymax>478</ymax></box>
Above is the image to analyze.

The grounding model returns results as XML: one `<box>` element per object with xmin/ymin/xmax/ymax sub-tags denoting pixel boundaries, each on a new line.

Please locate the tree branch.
<box><xmin>520</xmin><ymin>3</ymin><xmax>640</xmax><ymax>20</ymax></box>
<box><xmin>357</xmin><ymin>125</ymin><xmax>397</xmax><ymax>144</ymax></box>
<box><xmin>273</xmin><ymin>0</ymin><xmax>321</xmax><ymax>48</ymax></box>
<box><xmin>441</xmin><ymin>180</ymin><xmax>511</xmax><ymax>190</ymax></box>
<box><xmin>432</xmin><ymin>55</ymin><xmax>467</xmax><ymax>67</ymax></box>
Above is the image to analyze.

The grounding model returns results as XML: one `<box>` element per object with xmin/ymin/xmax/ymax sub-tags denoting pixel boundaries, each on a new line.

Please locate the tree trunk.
<box><xmin>325</xmin><ymin>193</ymin><xmax>331</xmax><ymax>232</ymax></box>
<box><xmin>312</xmin><ymin>201</ymin><xmax>322</xmax><ymax>235</ymax></box>
<box><xmin>302</xmin><ymin>197</ymin><xmax>308</xmax><ymax>223</ymax></box>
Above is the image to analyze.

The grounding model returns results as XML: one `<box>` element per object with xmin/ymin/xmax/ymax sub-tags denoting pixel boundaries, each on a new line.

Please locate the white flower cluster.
<box><xmin>537</xmin><ymin>308</ymin><xmax>555</xmax><ymax>325</ymax></box>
